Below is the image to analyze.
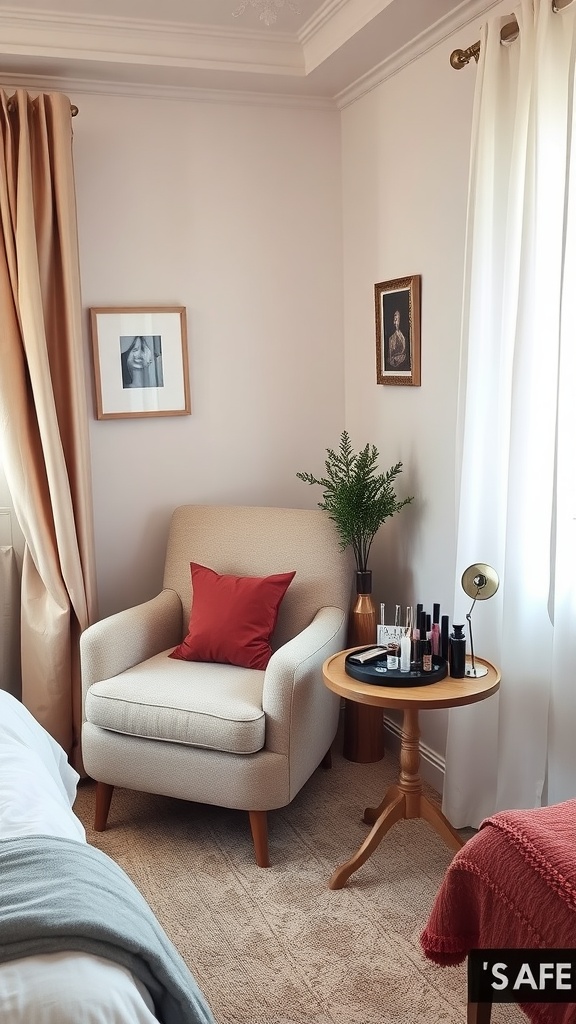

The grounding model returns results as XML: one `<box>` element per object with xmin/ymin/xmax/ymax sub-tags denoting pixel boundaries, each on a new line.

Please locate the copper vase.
<box><xmin>348</xmin><ymin>569</ymin><xmax>377</xmax><ymax>648</ymax></box>
<box><xmin>344</xmin><ymin>568</ymin><xmax>383</xmax><ymax>763</ymax></box>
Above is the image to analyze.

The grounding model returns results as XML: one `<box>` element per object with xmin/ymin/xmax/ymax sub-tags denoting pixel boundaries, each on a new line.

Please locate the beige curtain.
<box><xmin>0</xmin><ymin>88</ymin><xmax>97</xmax><ymax>771</ymax></box>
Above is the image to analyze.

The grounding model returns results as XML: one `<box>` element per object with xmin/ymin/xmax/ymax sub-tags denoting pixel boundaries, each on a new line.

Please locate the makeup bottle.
<box><xmin>400</xmin><ymin>606</ymin><xmax>412</xmax><ymax>672</ymax></box>
<box><xmin>431</xmin><ymin>604</ymin><xmax>441</xmax><ymax>656</ymax></box>
<box><xmin>411</xmin><ymin>606</ymin><xmax>421</xmax><ymax>666</ymax></box>
<box><xmin>449</xmin><ymin>623</ymin><xmax>466</xmax><ymax>678</ymax></box>
<box><xmin>421</xmin><ymin>611</ymin><xmax>433</xmax><ymax>672</ymax></box>
<box><xmin>440</xmin><ymin>615</ymin><xmax>450</xmax><ymax>661</ymax></box>
<box><xmin>415</xmin><ymin>610</ymin><xmax>426</xmax><ymax>671</ymax></box>
<box><xmin>387</xmin><ymin>604</ymin><xmax>401</xmax><ymax>669</ymax></box>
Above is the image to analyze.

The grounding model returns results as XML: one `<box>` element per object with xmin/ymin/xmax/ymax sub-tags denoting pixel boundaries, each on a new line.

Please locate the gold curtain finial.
<box><xmin>450</xmin><ymin>17</ymin><xmax>520</xmax><ymax>69</ymax></box>
<box><xmin>450</xmin><ymin>43</ymin><xmax>480</xmax><ymax>69</ymax></box>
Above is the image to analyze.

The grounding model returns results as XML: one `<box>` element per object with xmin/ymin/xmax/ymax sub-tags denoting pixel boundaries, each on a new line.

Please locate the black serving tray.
<box><xmin>345</xmin><ymin>652</ymin><xmax>448</xmax><ymax>687</ymax></box>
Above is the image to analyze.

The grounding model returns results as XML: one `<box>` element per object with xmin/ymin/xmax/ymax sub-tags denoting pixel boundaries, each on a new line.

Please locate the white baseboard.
<box><xmin>383</xmin><ymin>715</ymin><xmax>446</xmax><ymax>797</ymax></box>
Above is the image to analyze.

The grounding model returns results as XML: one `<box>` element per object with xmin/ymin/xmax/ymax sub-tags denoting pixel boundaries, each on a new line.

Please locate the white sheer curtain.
<box><xmin>443</xmin><ymin>0</ymin><xmax>576</xmax><ymax>828</ymax></box>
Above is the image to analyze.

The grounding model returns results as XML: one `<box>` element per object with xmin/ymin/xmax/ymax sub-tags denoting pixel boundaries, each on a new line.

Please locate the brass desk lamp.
<box><xmin>461</xmin><ymin>563</ymin><xmax>500</xmax><ymax>678</ymax></box>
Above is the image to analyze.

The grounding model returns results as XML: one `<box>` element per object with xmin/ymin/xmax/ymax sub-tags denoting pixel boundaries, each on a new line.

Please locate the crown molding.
<box><xmin>0</xmin><ymin>0</ymin><xmax>503</xmax><ymax>108</ymax></box>
<box><xmin>0</xmin><ymin>70</ymin><xmax>338</xmax><ymax>111</ymax></box>
<box><xmin>0</xmin><ymin>5</ymin><xmax>294</xmax><ymax>41</ymax></box>
<box><xmin>335</xmin><ymin>0</ymin><xmax>503</xmax><ymax>108</ymax></box>
<box><xmin>0</xmin><ymin>7</ymin><xmax>304</xmax><ymax>76</ymax></box>
<box><xmin>299</xmin><ymin>0</ymin><xmax>396</xmax><ymax>45</ymax></box>
<box><xmin>300</xmin><ymin>0</ymin><xmax>394</xmax><ymax>72</ymax></box>
<box><xmin>0</xmin><ymin>0</ymin><xmax>373</xmax><ymax>45</ymax></box>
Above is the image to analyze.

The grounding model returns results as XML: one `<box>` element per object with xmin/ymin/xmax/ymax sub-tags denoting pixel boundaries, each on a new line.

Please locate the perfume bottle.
<box><xmin>449</xmin><ymin>623</ymin><xmax>466</xmax><ymax>678</ymax></box>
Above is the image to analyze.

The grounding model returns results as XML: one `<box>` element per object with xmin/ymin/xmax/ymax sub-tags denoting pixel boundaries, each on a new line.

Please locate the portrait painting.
<box><xmin>375</xmin><ymin>275</ymin><xmax>421</xmax><ymax>386</ymax></box>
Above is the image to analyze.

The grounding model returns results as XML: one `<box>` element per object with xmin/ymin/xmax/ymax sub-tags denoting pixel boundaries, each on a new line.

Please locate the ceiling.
<box><xmin>0</xmin><ymin>0</ymin><xmax>498</xmax><ymax>107</ymax></box>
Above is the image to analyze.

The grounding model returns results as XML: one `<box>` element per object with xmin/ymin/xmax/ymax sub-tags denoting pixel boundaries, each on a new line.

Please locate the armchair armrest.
<box><xmin>80</xmin><ymin>589</ymin><xmax>182</xmax><ymax>708</ymax></box>
<box><xmin>263</xmin><ymin>605</ymin><xmax>347</xmax><ymax>760</ymax></box>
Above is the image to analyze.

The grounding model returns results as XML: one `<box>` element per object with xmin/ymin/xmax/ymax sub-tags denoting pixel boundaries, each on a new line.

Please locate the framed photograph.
<box><xmin>89</xmin><ymin>306</ymin><xmax>190</xmax><ymax>420</ymax></box>
<box><xmin>375</xmin><ymin>275</ymin><xmax>421</xmax><ymax>386</ymax></box>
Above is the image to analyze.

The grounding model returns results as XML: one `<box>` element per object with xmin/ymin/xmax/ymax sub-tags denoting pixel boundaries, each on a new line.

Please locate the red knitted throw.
<box><xmin>420</xmin><ymin>800</ymin><xmax>576</xmax><ymax>1024</ymax></box>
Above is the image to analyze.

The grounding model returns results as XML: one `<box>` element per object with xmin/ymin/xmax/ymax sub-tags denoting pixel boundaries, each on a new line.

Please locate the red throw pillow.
<box><xmin>170</xmin><ymin>563</ymin><xmax>296</xmax><ymax>670</ymax></box>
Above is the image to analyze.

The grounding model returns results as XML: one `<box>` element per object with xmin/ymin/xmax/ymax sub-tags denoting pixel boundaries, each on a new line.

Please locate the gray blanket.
<box><xmin>0</xmin><ymin>835</ymin><xmax>216</xmax><ymax>1024</ymax></box>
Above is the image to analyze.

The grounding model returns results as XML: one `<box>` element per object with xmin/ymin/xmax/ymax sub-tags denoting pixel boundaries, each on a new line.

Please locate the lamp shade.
<box><xmin>461</xmin><ymin>563</ymin><xmax>499</xmax><ymax>602</ymax></box>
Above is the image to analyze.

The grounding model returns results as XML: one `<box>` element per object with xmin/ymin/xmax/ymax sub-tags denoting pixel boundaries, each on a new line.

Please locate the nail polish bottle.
<box><xmin>449</xmin><ymin>623</ymin><xmax>466</xmax><ymax>678</ymax></box>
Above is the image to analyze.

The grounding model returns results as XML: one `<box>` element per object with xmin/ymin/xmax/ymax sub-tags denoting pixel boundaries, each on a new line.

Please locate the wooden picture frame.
<box><xmin>375</xmin><ymin>275</ymin><xmax>421</xmax><ymax>386</ymax></box>
<box><xmin>90</xmin><ymin>306</ymin><xmax>190</xmax><ymax>420</ymax></box>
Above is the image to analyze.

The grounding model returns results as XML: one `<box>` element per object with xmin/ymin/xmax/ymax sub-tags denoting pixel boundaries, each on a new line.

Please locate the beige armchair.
<box><xmin>80</xmin><ymin>505</ymin><xmax>352</xmax><ymax>867</ymax></box>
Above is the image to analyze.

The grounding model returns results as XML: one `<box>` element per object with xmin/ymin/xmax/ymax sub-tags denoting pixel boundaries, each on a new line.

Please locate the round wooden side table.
<box><xmin>322</xmin><ymin>649</ymin><xmax>500</xmax><ymax>889</ymax></box>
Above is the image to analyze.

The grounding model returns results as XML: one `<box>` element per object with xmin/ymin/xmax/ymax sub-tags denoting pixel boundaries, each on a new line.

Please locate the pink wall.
<box><xmin>73</xmin><ymin>93</ymin><xmax>345</xmax><ymax>616</ymax></box>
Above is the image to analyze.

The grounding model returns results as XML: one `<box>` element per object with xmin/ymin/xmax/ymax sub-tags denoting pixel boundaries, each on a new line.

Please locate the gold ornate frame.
<box><xmin>375</xmin><ymin>275</ymin><xmax>421</xmax><ymax>387</ymax></box>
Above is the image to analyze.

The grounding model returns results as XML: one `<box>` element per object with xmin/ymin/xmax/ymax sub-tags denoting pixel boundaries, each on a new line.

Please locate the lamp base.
<box><xmin>465</xmin><ymin>661</ymin><xmax>489</xmax><ymax>678</ymax></box>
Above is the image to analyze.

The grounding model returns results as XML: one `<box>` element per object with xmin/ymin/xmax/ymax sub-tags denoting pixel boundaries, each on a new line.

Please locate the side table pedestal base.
<box><xmin>330</xmin><ymin>706</ymin><xmax>463</xmax><ymax>889</ymax></box>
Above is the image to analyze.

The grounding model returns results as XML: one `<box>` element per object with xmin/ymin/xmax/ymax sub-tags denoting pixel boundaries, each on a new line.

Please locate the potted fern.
<box><xmin>297</xmin><ymin>431</ymin><xmax>413</xmax><ymax>642</ymax></box>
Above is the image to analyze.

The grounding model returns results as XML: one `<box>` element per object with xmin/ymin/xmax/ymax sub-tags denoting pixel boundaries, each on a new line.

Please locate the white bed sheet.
<box><xmin>0</xmin><ymin>954</ymin><xmax>158</xmax><ymax>1024</ymax></box>
<box><xmin>0</xmin><ymin>691</ymin><xmax>159</xmax><ymax>1023</ymax></box>
<box><xmin>0</xmin><ymin>690</ymin><xmax>85</xmax><ymax>841</ymax></box>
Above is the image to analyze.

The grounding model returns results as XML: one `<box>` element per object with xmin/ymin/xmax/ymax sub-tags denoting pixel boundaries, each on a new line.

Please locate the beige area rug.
<box><xmin>73</xmin><ymin>740</ymin><xmax>524</xmax><ymax>1024</ymax></box>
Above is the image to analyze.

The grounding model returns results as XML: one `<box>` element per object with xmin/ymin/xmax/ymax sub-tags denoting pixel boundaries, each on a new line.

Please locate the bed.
<box><xmin>420</xmin><ymin>800</ymin><xmax>576</xmax><ymax>1024</ymax></box>
<box><xmin>0</xmin><ymin>689</ymin><xmax>216</xmax><ymax>1024</ymax></box>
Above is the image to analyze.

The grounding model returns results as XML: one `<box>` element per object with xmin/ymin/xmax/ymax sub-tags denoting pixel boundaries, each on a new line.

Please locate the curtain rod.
<box><xmin>449</xmin><ymin>0</ymin><xmax>571</xmax><ymax>69</ymax></box>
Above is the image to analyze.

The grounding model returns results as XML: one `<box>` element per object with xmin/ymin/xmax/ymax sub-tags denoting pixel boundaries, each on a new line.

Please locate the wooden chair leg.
<box><xmin>321</xmin><ymin>748</ymin><xmax>332</xmax><ymax>769</ymax></box>
<box><xmin>248</xmin><ymin>810</ymin><xmax>270</xmax><ymax>868</ymax></box>
<box><xmin>467</xmin><ymin>999</ymin><xmax>492</xmax><ymax>1024</ymax></box>
<box><xmin>94</xmin><ymin>781</ymin><xmax>114</xmax><ymax>831</ymax></box>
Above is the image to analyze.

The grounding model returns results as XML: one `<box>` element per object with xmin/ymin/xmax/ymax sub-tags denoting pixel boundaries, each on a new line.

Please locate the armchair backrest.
<box><xmin>163</xmin><ymin>505</ymin><xmax>353</xmax><ymax>648</ymax></box>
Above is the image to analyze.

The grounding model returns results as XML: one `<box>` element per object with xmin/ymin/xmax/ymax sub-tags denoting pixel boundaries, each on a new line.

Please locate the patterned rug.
<box><xmin>73</xmin><ymin>737</ymin><xmax>524</xmax><ymax>1024</ymax></box>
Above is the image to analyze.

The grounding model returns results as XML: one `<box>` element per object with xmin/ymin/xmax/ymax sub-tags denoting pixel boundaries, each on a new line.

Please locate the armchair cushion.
<box><xmin>170</xmin><ymin>563</ymin><xmax>296</xmax><ymax>670</ymax></box>
<box><xmin>85</xmin><ymin>650</ymin><xmax>266</xmax><ymax>754</ymax></box>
